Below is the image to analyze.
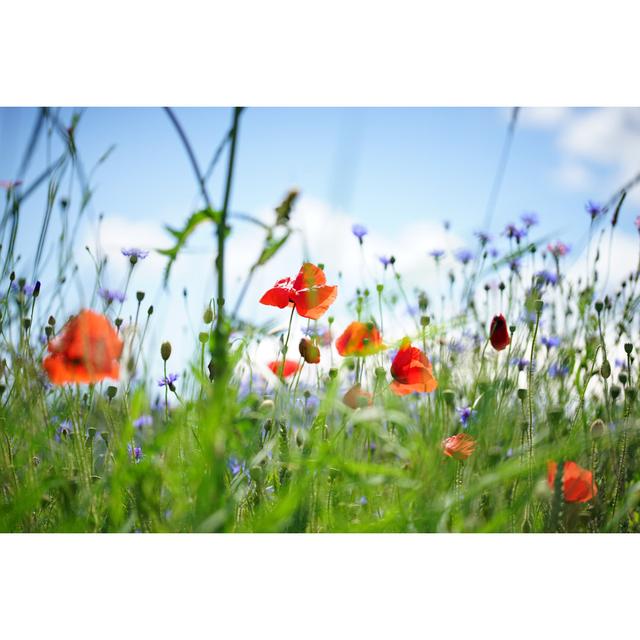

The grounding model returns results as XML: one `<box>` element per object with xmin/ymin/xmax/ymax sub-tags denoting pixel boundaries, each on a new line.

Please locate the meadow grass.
<box><xmin>0</xmin><ymin>107</ymin><xmax>639</xmax><ymax>533</ymax></box>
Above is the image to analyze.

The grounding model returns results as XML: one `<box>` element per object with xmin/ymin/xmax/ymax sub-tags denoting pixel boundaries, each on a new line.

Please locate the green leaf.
<box><xmin>158</xmin><ymin>208</ymin><xmax>220</xmax><ymax>284</ymax></box>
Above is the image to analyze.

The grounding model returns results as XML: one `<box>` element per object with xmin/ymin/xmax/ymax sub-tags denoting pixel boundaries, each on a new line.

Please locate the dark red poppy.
<box><xmin>442</xmin><ymin>433</ymin><xmax>476</xmax><ymax>460</ymax></box>
<box><xmin>259</xmin><ymin>263</ymin><xmax>337</xmax><ymax>320</ymax></box>
<box><xmin>343</xmin><ymin>384</ymin><xmax>373</xmax><ymax>409</ymax></box>
<box><xmin>489</xmin><ymin>314</ymin><xmax>510</xmax><ymax>351</ymax></box>
<box><xmin>43</xmin><ymin>309</ymin><xmax>123</xmax><ymax>384</ymax></box>
<box><xmin>547</xmin><ymin>461</ymin><xmax>597</xmax><ymax>503</ymax></box>
<box><xmin>390</xmin><ymin>339</ymin><xmax>438</xmax><ymax>395</ymax></box>
<box><xmin>299</xmin><ymin>338</ymin><xmax>320</xmax><ymax>364</ymax></box>
<box><xmin>267</xmin><ymin>359</ymin><xmax>299</xmax><ymax>379</ymax></box>
<box><xmin>335</xmin><ymin>321</ymin><xmax>384</xmax><ymax>357</ymax></box>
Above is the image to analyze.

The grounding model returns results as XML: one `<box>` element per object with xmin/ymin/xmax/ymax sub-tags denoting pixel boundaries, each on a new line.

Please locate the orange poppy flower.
<box><xmin>547</xmin><ymin>461</ymin><xmax>597</xmax><ymax>503</ymax></box>
<box><xmin>259</xmin><ymin>263</ymin><xmax>337</xmax><ymax>320</ymax></box>
<box><xmin>267</xmin><ymin>359</ymin><xmax>300</xmax><ymax>379</ymax></box>
<box><xmin>389</xmin><ymin>339</ymin><xmax>437</xmax><ymax>395</ymax></box>
<box><xmin>489</xmin><ymin>314</ymin><xmax>510</xmax><ymax>351</ymax></box>
<box><xmin>299</xmin><ymin>337</ymin><xmax>321</xmax><ymax>364</ymax></box>
<box><xmin>335</xmin><ymin>321</ymin><xmax>384</xmax><ymax>357</ymax></box>
<box><xmin>43</xmin><ymin>309</ymin><xmax>123</xmax><ymax>384</ymax></box>
<box><xmin>442</xmin><ymin>433</ymin><xmax>476</xmax><ymax>460</ymax></box>
<box><xmin>343</xmin><ymin>384</ymin><xmax>373</xmax><ymax>409</ymax></box>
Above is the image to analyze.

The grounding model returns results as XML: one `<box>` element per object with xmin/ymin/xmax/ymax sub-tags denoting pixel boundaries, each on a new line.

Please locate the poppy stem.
<box><xmin>280</xmin><ymin>305</ymin><xmax>296</xmax><ymax>381</ymax></box>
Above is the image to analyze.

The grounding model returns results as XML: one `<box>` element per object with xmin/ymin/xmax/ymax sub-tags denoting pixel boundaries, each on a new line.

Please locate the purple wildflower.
<box><xmin>351</xmin><ymin>224</ymin><xmax>368</xmax><ymax>243</ymax></box>
<box><xmin>429</xmin><ymin>249</ymin><xmax>445</xmax><ymax>260</ymax></box>
<box><xmin>379</xmin><ymin>256</ymin><xmax>392</xmax><ymax>268</ymax></box>
<box><xmin>474</xmin><ymin>231</ymin><xmax>492</xmax><ymax>245</ymax></box>
<box><xmin>455</xmin><ymin>248</ymin><xmax>474</xmax><ymax>265</ymax></box>
<box><xmin>121</xmin><ymin>248</ymin><xmax>149</xmax><ymax>260</ymax></box>
<box><xmin>503</xmin><ymin>224</ymin><xmax>527</xmax><ymax>241</ymax></box>
<box><xmin>585</xmin><ymin>200</ymin><xmax>603</xmax><ymax>220</ymax></box>
<box><xmin>509</xmin><ymin>258</ymin><xmax>521</xmax><ymax>273</ymax></box>
<box><xmin>99</xmin><ymin>288</ymin><xmax>126</xmax><ymax>304</ymax></box>
<box><xmin>457</xmin><ymin>406</ymin><xmax>475</xmax><ymax>428</ymax></box>
<box><xmin>11</xmin><ymin>281</ymin><xmax>36</xmax><ymax>296</ymax></box>
<box><xmin>635</xmin><ymin>215</ymin><xmax>640</xmax><ymax>232</ymax></box>
<box><xmin>359</xmin><ymin>496</ymin><xmax>368</xmax><ymax>506</ymax></box>
<box><xmin>158</xmin><ymin>373</ymin><xmax>179</xmax><ymax>388</ymax></box>
<box><xmin>54</xmin><ymin>419</ymin><xmax>73</xmax><ymax>442</ymax></box>
<box><xmin>535</xmin><ymin>270</ymin><xmax>558</xmax><ymax>286</ymax></box>
<box><xmin>127</xmin><ymin>443</ymin><xmax>143</xmax><ymax>463</ymax></box>
<box><xmin>0</xmin><ymin>179</ymin><xmax>23</xmax><ymax>190</ymax></box>
<box><xmin>547</xmin><ymin>241</ymin><xmax>570</xmax><ymax>257</ymax></box>
<box><xmin>549</xmin><ymin>363</ymin><xmax>569</xmax><ymax>378</ymax></box>
<box><xmin>133</xmin><ymin>415</ymin><xmax>153</xmax><ymax>429</ymax></box>
<box><xmin>521</xmin><ymin>212</ymin><xmax>539</xmax><ymax>228</ymax></box>
<box><xmin>541</xmin><ymin>336</ymin><xmax>560</xmax><ymax>349</ymax></box>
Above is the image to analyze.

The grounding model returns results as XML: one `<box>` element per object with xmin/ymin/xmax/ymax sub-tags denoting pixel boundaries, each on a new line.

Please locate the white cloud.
<box><xmin>519</xmin><ymin>107</ymin><xmax>571</xmax><ymax>129</ymax></box>
<box><xmin>520</xmin><ymin>107</ymin><xmax>640</xmax><ymax>204</ymax></box>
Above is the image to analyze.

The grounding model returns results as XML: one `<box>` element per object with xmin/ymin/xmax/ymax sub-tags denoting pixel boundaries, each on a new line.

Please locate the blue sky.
<box><xmin>1</xmin><ymin>107</ymin><xmax>639</xmax><ymax>370</ymax></box>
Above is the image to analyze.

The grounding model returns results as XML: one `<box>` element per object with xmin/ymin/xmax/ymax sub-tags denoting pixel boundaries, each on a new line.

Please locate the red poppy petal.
<box><xmin>294</xmin><ymin>285</ymin><xmax>337</xmax><ymax>320</ymax></box>
<box><xmin>259</xmin><ymin>281</ymin><xmax>293</xmax><ymax>309</ymax></box>
<box><xmin>293</xmin><ymin>263</ymin><xmax>326</xmax><ymax>290</ymax></box>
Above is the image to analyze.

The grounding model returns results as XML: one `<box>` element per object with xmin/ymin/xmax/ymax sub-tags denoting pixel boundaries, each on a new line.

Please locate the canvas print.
<box><xmin>0</xmin><ymin>106</ymin><xmax>638</xmax><ymax>532</ymax></box>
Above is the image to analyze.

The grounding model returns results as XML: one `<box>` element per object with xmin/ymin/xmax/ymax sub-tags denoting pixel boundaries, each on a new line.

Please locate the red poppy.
<box><xmin>43</xmin><ymin>309</ymin><xmax>124</xmax><ymax>384</ymax></box>
<box><xmin>335</xmin><ymin>321</ymin><xmax>384</xmax><ymax>357</ymax></box>
<box><xmin>267</xmin><ymin>359</ymin><xmax>300</xmax><ymax>379</ymax></box>
<box><xmin>442</xmin><ymin>433</ymin><xmax>476</xmax><ymax>460</ymax></box>
<box><xmin>547</xmin><ymin>461</ymin><xmax>597</xmax><ymax>503</ymax></box>
<box><xmin>259</xmin><ymin>263</ymin><xmax>337</xmax><ymax>320</ymax></box>
<box><xmin>389</xmin><ymin>339</ymin><xmax>438</xmax><ymax>395</ymax></box>
<box><xmin>299</xmin><ymin>337</ymin><xmax>320</xmax><ymax>364</ymax></box>
<box><xmin>343</xmin><ymin>384</ymin><xmax>373</xmax><ymax>409</ymax></box>
<box><xmin>489</xmin><ymin>314</ymin><xmax>510</xmax><ymax>351</ymax></box>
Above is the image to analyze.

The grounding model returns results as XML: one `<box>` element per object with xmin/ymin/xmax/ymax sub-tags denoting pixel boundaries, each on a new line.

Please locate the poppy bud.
<box><xmin>203</xmin><ymin>307</ymin><xmax>214</xmax><ymax>324</ymax></box>
<box><xmin>48</xmin><ymin>315</ymin><xmax>56</xmax><ymax>326</ymax></box>
<box><xmin>442</xmin><ymin>388</ymin><xmax>455</xmax><ymax>408</ymax></box>
<box><xmin>489</xmin><ymin>314</ymin><xmax>510</xmax><ymax>351</ymax></box>
<box><xmin>299</xmin><ymin>337</ymin><xmax>320</xmax><ymax>364</ymax></box>
<box><xmin>147</xmin><ymin>305</ymin><xmax>154</xmax><ymax>315</ymax></box>
<box><xmin>45</xmin><ymin>325</ymin><xmax>53</xmax><ymax>338</ymax></box>
<box><xmin>517</xmin><ymin>388</ymin><xmax>528</xmax><ymax>401</ymax></box>
<box><xmin>115</xmin><ymin>318</ymin><xmax>123</xmax><ymax>328</ymax></box>
<box><xmin>595</xmin><ymin>301</ymin><xmax>604</xmax><ymax>313</ymax></box>
<box><xmin>535</xmin><ymin>299</ymin><xmax>544</xmax><ymax>314</ymax></box>
<box><xmin>161</xmin><ymin>341</ymin><xmax>172</xmax><ymax>361</ymax></box>
<box><xmin>22</xmin><ymin>318</ymin><xmax>31</xmax><ymax>330</ymax></box>
<box><xmin>624</xmin><ymin>343</ymin><xmax>633</xmax><ymax>355</ymax></box>
<box><xmin>420</xmin><ymin>315</ymin><xmax>430</xmax><ymax>327</ymax></box>
<box><xmin>601</xmin><ymin>360</ymin><xmax>611</xmax><ymax>379</ymax></box>
<box><xmin>198</xmin><ymin>332</ymin><xmax>208</xmax><ymax>344</ymax></box>
<box><xmin>33</xmin><ymin>281</ymin><xmax>41</xmax><ymax>297</ymax></box>
<box><xmin>610</xmin><ymin>385</ymin><xmax>621</xmax><ymax>400</ymax></box>
<box><xmin>259</xmin><ymin>399</ymin><xmax>274</xmax><ymax>412</ymax></box>
<box><xmin>328</xmin><ymin>368</ymin><xmax>338</xmax><ymax>380</ymax></box>
<box><xmin>106</xmin><ymin>386</ymin><xmax>117</xmax><ymax>400</ymax></box>
<box><xmin>590</xmin><ymin>418</ymin><xmax>605</xmax><ymax>439</ymax></box>
<box><xmin>626</xmin><ymin>388</ymin><xmax>637</xmax><ymax>403</ymax></box>
<box><xmin>619</xmin><ymin>372</ymin><xmax>628</xmax><ymax>385</ymax></box>
<box><xmin>343</xmin><ymin>384</ymin><xmax>373</xmax><ymax>409</ymax></box>
<box><xmin>136</xmin><ymin>291</ymin><xmax>145</xmax><ymax>302</ymax></box>
<box><xmin>9</xmin><ymin>271</ymin><xmax>15</xmax><ymax>282</ymax></box>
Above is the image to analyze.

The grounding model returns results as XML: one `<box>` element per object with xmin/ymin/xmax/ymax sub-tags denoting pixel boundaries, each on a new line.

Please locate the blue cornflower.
<box><xmin>127</xmin><ymin>443</ymin><xmax>143</xmax><ymax>463</ymax></box>
<box><xmin>99</xmin><ymin>288</ymin><xmax>126</xmax><ymax>304</ymax></box>
<box><xmin>379</xmin><ymin>256</ymin><xmax>392</xmax><ymax>268</ymax></box>
<box><xmin>429</xmin><ymin>249</ymin><xmax>445</xmax><ymax>260</ymax></box>
<box><xmin>511</xmin><ymin>357</ymin><xmax>530</xmax><ymax>370</ymax></box>
<box><xmin>54</xmin><ymin>419</ymin><xmax>73</xmax><ymax>442</ymax></box>
<box><xmin>351</xmin><ymin>224</ymin><xmax>368</xmax><ymax>243</ymax></box>
<box><xmin>585</xmin><ymin>200</ymin><xmax>603</xmax><ymax>220</ymax></box>
<box><xmin>487</xmin><ymin>246</ymin><xmax>499</xmax><ymax>259</ymax></box>
<box><xmin>455</xmin><ymin>248</ymin><xmax>474</xmax><ymax>265</ymax></box>
<box><xmin>549</xmin><ymin>363</ymin><xmax>569</xmax><ymax>378</ymax></box>
<box><xmin>359</xmin><ymin>496</ymin><xmax>368</xmax><ymax>506</ymax></box>
<box><xmin>521</xmin><ymin>212</ymin><xmax>539</xmax><ymax>228</ymax></box>
<box><xmin>509</xmin><ymin>258</ymin><xmax>521</xmax><ymax>273</ymax></box>
<box><xmin>474</xmin><ymin>231</ymin><xmax>492</xmax><ymax>245</ymax></box>
<box><xmin>541</xmin><ymin>336</ymin><xmax>560</xmax><ymax>349</ymax></box>
<box><xmin>535</xmin><ymin>270</ymin><xmax>558</xmax><ymax>286</ymax></box>
<box><xmin>615</xmin><ymin>358</ymin><xmax>626</xmax><ymax>368</ymax></box>
<box><xmin>457</xmin><ymin>406</ymin><xmax>475</xmax><ymax>428</ymax></box>
<box><xmin>121</xmin><ymin>248</ymin><xmax>149</xmax><ymax>260</ymax></box>
<box><xmin>449</xmin><ymin>340</ymin><xmax>465</xmax><ymax>354</ymax></box>
<box><xmin>506</xmin><ymin>448</ymin><xmax>514</xmax><ymax>459</ymax></box>
<box><xmin>11</xmin><ymin>281</ymin><xmax>36</xmax><ymax>296</ymax></box>
<box><xmin>133</xmin><ymin>415</ymin><xmax>153</xmax><ymax>429</ymax></box>
<box><xmin>158</xmin><ymin>373</ymin><xmax>179</xmax><ymax>388</ymax></box>
<box><xmin>503</xmin><ymin>223</ymin><xmax>527</xmax><ymax>241</ymax></box>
